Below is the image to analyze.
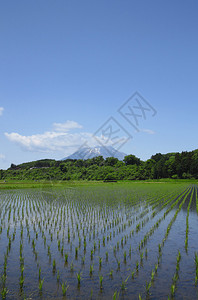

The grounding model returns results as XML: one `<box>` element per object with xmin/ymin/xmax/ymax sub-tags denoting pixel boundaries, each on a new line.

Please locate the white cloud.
<box><xmin>140</xmin><ymin>128</ymin><xmax>155</xmax><ymax>135</ymax></box>
<box><xmin>4</xmin><ymin>120</ymin><xmax>128</xmax><ymax>156</ymax></box>
<box><xmin>0</xmin><ymin>107</ymin><xmax>4</xmax><ymax>116</ymax></box>
<box><xmin>5</xmin><ymin>130</ymin><xmax>94</xmax><ymax>153</ymax></box>
<box><xmin>53</xmin><ymin>120</ymin><xmax>83</xmax><ymax>132</ymax></box>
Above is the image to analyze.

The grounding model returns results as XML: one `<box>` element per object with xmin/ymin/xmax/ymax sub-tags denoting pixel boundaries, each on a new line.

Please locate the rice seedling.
<box><xmin>19</xmin><ymin>275</ymin><xmax>24</xmax><ymax>288</ymax></box>
<box><xmin>113</xmin><ymin>290</ymin><xmax>119</xmax><ymax>300</ymax></box>
<box><xmin>82</xmin><ymin>255</ymin><xmax>85</xmax><ymax>265</ymax></box>
<box><xmin>1</xmin><ymin>274</ymin><xmax>6</xmax><ymax>286</ymax></box>
<box><xmin>62</xmin><ymin>281</ymin><xmax>69</xmax><ymax>296</ymax></box>
<box><xmin>121</xmin><ymin>276</ymin><xmax>129</xmax><ymax>291</ymax></box>
<box><xmin>140</xmin><ymin>252</ymin><xmax>143</xmax><ymax>264</ymax></box>
<box><xmin>177</xmin><ymin>251</ymin><xmax>181</xmax><ymax>264</ymax></box>
<box><xmin>52</xmin><ymin>259</ymin><xmax>56</xmax><ymax>272</ymax></box>
<box><xmin>129</xmin><ymin>245</ymin><xmax>132</xmax><ymax>258</ymax></box>
<box><xmin>145</xmin><ymin>281</ymin><xmax>151</xmax><ymax>295</ymax></box>
<box><xmin>195</xmin><ymin>252</ymin><xmax>198</xmax><ymax>284</ymax></box>
<box><xmin>136</xmin><ymin>261</ymin><xmax>139</xmax><ymax>272</ymax></box>
<box><xmin>99</xmin><ymin>275</ymin><xmax>103</xmax><ymax>289</ymax></box>
<box><xmin>32</xmin><ymin>239</ymin><xmax>35</xmax><ymax>250</ymax></box>
<box><xmin>38</xmin><ymin>267</ymin><xmax>41</xmax><ymax>280</ymax></box>
<box><xmin>106</xmin><ymin>251</ymin><xmax>108</xmax><ymax>261</ymax></box>
<box><xmin>58</xmin><ymin>240</ymin><xmax>61</xmax><ymax>250</ymax></box>
<box><xmin>39</xmin><ymin>278</ymin><xmax>44</xmax><ymax>291</ymax></box>
<box><xmin>155</xmin><ymin>263</ymin><xmax>158</xmax><ymax>273</ymax></box>
<box><xmin>76</xmin><ymin>271</ymin><xmax>82</xmax><ymax>285</ymax></box>
<box><xmin>90</xmin><ymin>264</ymin><xmax>94</xmax><ymax>276</ymax></box>
<box><xmin>109</xmin><ymin>269</ymin><xmax>113</xmax><ymax>278</ymax></box>
<box><xmin>94</xmin><ymin>241</ymin><xmax>96</xmax><ymax>251</ymax></box>
<box><xmin>145</xmin><ymin>248</ymin><xmax>148</xmax><ymax>259</ymax></box>
<box><xmin>64</xmin><ymin>253</ymin><xmax>68</xmax><ymax>264</ymax></box>
<box><xmin>124</xmin><ymin>251</ymin><xmax>127</xmax><ymax>263</ymax></box>
<box><xmin>131</xmin><ymin>271</ymin><xmax>135</xmax><ymax>279</ymax></box>
<box><xmin>57</xmin><ymin>269</ymin><xmax>60</xmax><ymax>282</ymax></box>
<box><xmin>1</xmin><ymin>287</ymin><xmax>8</xmax><ymax>299</ymax></box>
<box><xmin>151</xmin><ymin>269</ymin><xmax>155</xmax><ymax>282</ymax></box>
<box><xmin>70</xmin><ymin>261</ymin><xmax>74</xmax><ymax>272</ymax></box>
<box><xmin>90</xmin><ymin>249</ymin><xmax>93</xmax><ymax>260</ymax></box>
<box><xmin>99</xmin><ymin>256</ymin><xmax>103</xmax><ymax>268</ymax></box>
<box><xmin>75</xmin><ymin>247</ymin><xmax>78</xmax><ymax>259</ymax></box>
<box><xmin>158</xmin><ymin>243</ymin><xmax>162</xmax><ymax>255</ymax></box>
<box><xmin>171</xmin><ymin>283</ymin><xmax>175</xmax><ymax>297</ymax></box>
<box><xmin>117</xmin><ymin>259</ymin><xmax>120</xmax><ymax>270</ymax></box>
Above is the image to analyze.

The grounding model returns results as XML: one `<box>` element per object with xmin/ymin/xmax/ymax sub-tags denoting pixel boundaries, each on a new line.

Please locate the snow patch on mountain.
<box><xmin>62</xmin><ymin>146</ymin><xmax>127</xmax><ymax>160</ymax></box>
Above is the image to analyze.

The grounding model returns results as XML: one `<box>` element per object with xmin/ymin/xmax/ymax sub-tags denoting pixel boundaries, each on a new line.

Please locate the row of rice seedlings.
<box><xmin>43</xmin><ymin>188</ymin><xmax>181</xmax><ymax>255</ymax></box>
<box><xmin>0</xmin><ymin>235</ymin><xmax>13</xmax><ymax>299</ymax></box>
<box><xmin>151</xmin><ymin>189</ymin><xmax>182</xmax><ymax>211</ymax></box>
<box><xmin>168</xmin><ymin>250</ymin><xmax>181</xmax><ymax>299</ymax></box>
<box><xmin>111</xmin><ymin>190</ymin><xmax>183</xmax><ymax>260</ymax></box>
<box><xmin>47</xmin><ymin>186</ymin><xmax>173</xmax><ymax>245</ymax></box>
<box><xmin>142</xmin><ymin>188</ymin><xmax>192</xmax><ymax>298</ymax></box>
<box><xmin>133</xmin><ymin>189</ymin><xmax>175</xmax><ymax>233</ymax></box>
<box><xmin>24</xmin><ymin>216</ymin><xmax>69</xmax><ymax>296</ymax></box>
<box><xmin>0</xmin><ymin>189</ymin><xmax>181</xmax><ymax>245</ymax></box>
<box><xmin>24</xmin><ymin>200</ymin><xmax>103</xmax><ymax>296</ymax></box>
<box><xmin>19</xmin><ymin>240</ymin><xmax>25</xmax><ymax>291</ymax></box>
<box><xmin>195</xmin><ymin>186</ymin><xmax>198</xmax><ymax>215</ymax></box>
<box><xmin>23</xmin><ymin>217</ymin><xmax>47</xmax><ymax>294</ymax></box>
<box><xmin>151</xmin><ymin>188</ymin><xmax>186</xmax><ymax>219</ymax></box>
<box><xmin>185</xmin><ymin>188</ymin><xmax>194</xmax><ymax>252</ymax></box>
<box><xmin>114</xmin><ymin>193</ymin><xmax>181</xmax><ymax>296</ymax></box>
<box><xmin>0</xmin><ymin>185</ymin><xmax>185</xmax><ymax>220</ymax></box>
<box><xmin>163</xmin><ymin>187</ymin><xmax>192</xmax><ymax>243</ymax></box>
<box><xmin>1</xmin><ymin>254</ymin><xmax>8</xmax><ymax>299</ymax></box>
<box><xmin>30</xmin><ymin>188</ymin><xmax>159</xmax><ymax>293</ymax></box>
<box><xmin>195</xmin><ymin>252</ymin><xmax>198</xmax><ymax>284</ymax></box>
<box><xmin>0</xmin><ymin>189</ymin><xmax>175</xmax><ymax>252</ymax></box>
<box><xmin>36</xmin><ymin>190</ymin><xmax>146</xmax><ymax>271</ymax></box>
<box><xmin>138</xmin><ymin>188</ymin><xmax>190</xmax><ymax>251</ymax></box>
<box><xmin>0</xmin><ymin>194</ymin><xmax>17</xmax><ymax>299</ymax></box>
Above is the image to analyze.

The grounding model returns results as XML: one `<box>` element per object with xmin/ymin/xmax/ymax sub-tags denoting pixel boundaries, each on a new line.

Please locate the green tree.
<box><xmin>123</xmin><ymin>155</ymin><xmax>141</xmax><ymax>166</ymax></box>
<box><xmin>59</xmin><ymin>163</ymin><xmax>67</xmax><ymax>173</ymax></box>
<box><xmin>104</xmin><ymin>157</ymin><xmax>119</xmax><ymax>166</ymax></box>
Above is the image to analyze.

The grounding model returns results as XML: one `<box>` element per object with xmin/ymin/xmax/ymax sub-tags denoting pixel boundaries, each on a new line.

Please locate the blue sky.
<box><xmin>0</xmin><ymin>0</ymin><xmax>198</xmax><ymax>169</ymax></box>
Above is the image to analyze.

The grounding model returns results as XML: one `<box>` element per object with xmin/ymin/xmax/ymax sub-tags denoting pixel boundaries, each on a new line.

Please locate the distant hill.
<box><xmin>62</xmin><ymin>145</ymin><xmax>127</xmax><ymax>160</ymax></box>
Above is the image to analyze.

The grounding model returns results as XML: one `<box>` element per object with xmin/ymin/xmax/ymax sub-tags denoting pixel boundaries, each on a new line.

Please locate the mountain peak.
<box><xmin>62</xmin><ymin>145</ymin><xmax>126</xmax><ymax>160</ymax></box>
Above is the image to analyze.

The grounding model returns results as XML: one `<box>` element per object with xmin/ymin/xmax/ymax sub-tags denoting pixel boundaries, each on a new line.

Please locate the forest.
<box><xmin>1</xmin><ymin>149</ymin><xmax>198</xmax><ymax>181</ymax></box>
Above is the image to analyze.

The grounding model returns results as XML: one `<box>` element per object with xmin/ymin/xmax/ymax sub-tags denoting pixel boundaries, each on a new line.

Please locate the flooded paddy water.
<box><xmin>0</xmin><ymin>182</ymin><xmax>198</xmax><ymax>299</ymax></box>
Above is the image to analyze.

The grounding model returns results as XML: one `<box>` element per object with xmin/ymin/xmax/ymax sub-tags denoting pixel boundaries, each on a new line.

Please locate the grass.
<box><xmin>0</xmin><ymin>179</ymin><xmax>197</xmax><ymax>190</ymax></box>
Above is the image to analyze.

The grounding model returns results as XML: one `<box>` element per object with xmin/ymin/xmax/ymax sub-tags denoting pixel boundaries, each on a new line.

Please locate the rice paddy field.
<box><xmin>0</xmin><ymin>182</ymin><xmax>198</xmax><ymax>299</ymax></box>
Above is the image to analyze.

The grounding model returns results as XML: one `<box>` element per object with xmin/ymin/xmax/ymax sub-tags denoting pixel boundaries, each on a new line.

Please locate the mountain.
<box><xmin>62</xmin><ymin>145</ymin><xmax>127</xmax><ymax>160</ymax></box>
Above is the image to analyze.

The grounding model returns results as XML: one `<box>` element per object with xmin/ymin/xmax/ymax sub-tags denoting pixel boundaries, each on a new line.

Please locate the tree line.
<box><xmin>0</xmin><ymin>149</ymin><xmax>198</xmax><ymax>181</ymax></box>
